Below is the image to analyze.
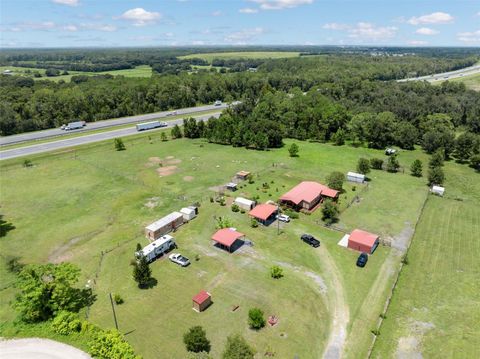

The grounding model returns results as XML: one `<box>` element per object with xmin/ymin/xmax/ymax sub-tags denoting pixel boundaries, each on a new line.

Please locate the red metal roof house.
<box><xmin>279</xmin><ymin>181</ymin><xmax>339</xmax><ymax>211</ymax></box>
<box><xmin>211</xmin><ymin>228</ymin><xmax>245</xmax><ymax>253</ymax></box>
<box><xmin>249</xmin><ymin>203</ymin><xmax>277</xmax><ymax>225</ymax></box>
<box><xmin>347</xmin><ymin>229</ymin><xmax>380</xmax><ymax>254</ymax></box>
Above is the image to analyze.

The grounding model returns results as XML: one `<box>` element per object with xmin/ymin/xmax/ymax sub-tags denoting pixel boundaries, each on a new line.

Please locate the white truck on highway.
<box><xmin>136</xmin><ymin>120</ymin><xmax>167</xmax><ymax>131</ymax></box>
<box><xmin>63</xmin><ymin>121</ymin><xmax>86</xmax><ymax>131</ymax></box>
<box><xmin>135</xmin><ymin>235</ymin><xmax>176</xmax><ymax>263</ymax></box>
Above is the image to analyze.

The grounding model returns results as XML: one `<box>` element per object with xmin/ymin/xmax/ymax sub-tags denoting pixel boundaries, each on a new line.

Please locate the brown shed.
<box><xmin>192</xmin><ymin>290</ymin><xmax>212</xmax><ymax>312</ymax></box>
<box><xmin>145</xmin><ymin>211</ymin><xmax>184</xmax><ymax>241</ymax></box>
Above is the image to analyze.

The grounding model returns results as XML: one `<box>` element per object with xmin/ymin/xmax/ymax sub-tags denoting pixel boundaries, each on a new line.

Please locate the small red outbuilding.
<box><xmin>211</xmin><ymin>228</ymin><xmax>245</xmax><ymax>252</ymax></box>
<box><xmin>347</xmin><ymin>229</ymin><xmax>380</xmax><ymax>254</ymax></box>
<box><xmin>249</xmin><ymin>203</ymin><xmax>277</xmax><ymax>225</ymax></box>
<box><xmin>192</xmin><ymin>290</ymin><xmax>212</xmax><ymax>312</ymax></box>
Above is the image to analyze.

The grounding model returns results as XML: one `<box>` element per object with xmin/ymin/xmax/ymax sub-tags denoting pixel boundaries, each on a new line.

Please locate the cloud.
<box><xmin>348</xmin><ymin>22</ymin><xmax>397</xmax><ymax>40</ymax></box>
<box><xmin>80</xmin><ymin>23</ymin><xmax>117</xmax><ymax>32</ymax></box>
<box><xmin>239</xmin><ymin>8</ymin><xmax>259</xmax><ymax>14</ymax></box>
<box><xmin>52</xmin><ymin>0</ymin><xmax>79</xmax><ymax>6</ymax></box>
<box><xmin>457</xmin><ymin>30</ymin><xmax>480</xmax><ymax>43</ymax></box>
<box><xmin>211</xmin><ymin>10</ymin><xmax>222</xmax><ymax>16</ymax></box>
<box><xmin>118</xmin><ymin>8</ymin><xmax>161</xmax><ymax>26</ymax></box>
<box><xmin>62</xmin><ymin>25</ymin><xmax>78</xmax><ymax>32</ymax></box>
<box><xmin>224</xmin><ymin>27</ymin><xmax>265</xmax><ymax>44</ymax></box>
<box><xmin>322</xmin><ymin>22</ymin><xmax>350</xmax><ymax>30</ymax></box>
<box><xmin>407</xmin><ymin>40</ymin><xmax>428</xmax><ymax>45</ymax></box>
<box><xmin>415</xmin><ymin>27</ymin><xmax>438</xmax><ymax>35</ymax></box>
<box><xmin>248</xmin><ymin>0</ymin><xmax>313</xmax><ymax>11</ymax></box>
<box><xmin>1</xmin><ymin>21</ymin><xmax>117</xmax><ymax>33</ymax></box>
<box><xmin>407</xmin><ymin>12</ymin><xmax>454</xmax><ymax>25</ymax></box>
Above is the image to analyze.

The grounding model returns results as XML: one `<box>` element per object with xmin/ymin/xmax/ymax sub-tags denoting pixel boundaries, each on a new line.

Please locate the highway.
<box><xmin>0</xmin><ymin>113</ymin><xmax>220</xmax><ymax>161</ymax></box>
<box><xmin>0</xmin><ymin>103</ymin><xmax>228</xmax><ymax>146</ymax></box>
<box><xmin>397</xmin><ymin>64</ymin><xmax>480</xmax><ymax>83</ymax></box>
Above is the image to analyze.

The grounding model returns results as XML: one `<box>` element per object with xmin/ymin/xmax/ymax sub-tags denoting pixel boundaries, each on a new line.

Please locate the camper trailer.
<box><xmin>136</xmin><ymin>235</ymin><xmax>176</xmax><ymax>263</ymax></box>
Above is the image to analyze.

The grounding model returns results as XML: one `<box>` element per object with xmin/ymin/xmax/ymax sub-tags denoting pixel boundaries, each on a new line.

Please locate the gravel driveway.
<box><xmin>0</xmin><ymin>338</ymin><xmax>91</xmax><ymax>359</ymax></box>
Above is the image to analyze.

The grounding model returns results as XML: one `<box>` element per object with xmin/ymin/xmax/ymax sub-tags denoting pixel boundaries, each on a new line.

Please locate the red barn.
<box><xmin>347</xmin><ymin>229</ymin><xmax>380</xmax><ymax>254</ymax></box>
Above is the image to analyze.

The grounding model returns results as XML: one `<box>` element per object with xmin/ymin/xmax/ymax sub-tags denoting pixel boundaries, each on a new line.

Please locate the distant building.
<box><xmin>431</xmin><ymin>185</ymin><xmax>445</xmax><ymax>197</ymax></box>
<box><xmin>235</xmin><ymin>171</ymin><xmax>251</xmax><ymax>181</ymax></box>
<box><xmin>234</xmin><ymin>197</ymin><xmax>256</xmax><ymax>211</ymax></box>
<box><xmin>145</xmin><ymin>212</ymin><xmax>184</xmax><ymax>241</ymax></box>
<box><xmin>347</xmin><ymin>171</ymin><xmax>365</xmax><ymax>183</ymax></box>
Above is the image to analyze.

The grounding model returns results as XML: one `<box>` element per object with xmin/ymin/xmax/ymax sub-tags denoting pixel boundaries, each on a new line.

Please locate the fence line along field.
<box><xmin>371</xmin><ymin>161</ymin><xmax>480</xmax><ymax>358</ymax></box>
<box><xmin>0</xmin><ymin>133</ymin><xmax>441</xmax><ymax>358</ymax></box>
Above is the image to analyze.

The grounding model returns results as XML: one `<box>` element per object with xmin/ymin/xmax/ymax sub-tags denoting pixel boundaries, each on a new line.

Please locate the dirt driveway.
<box><xmin>0</xmin><ymin>338</ymin><xmax>91</xmax><ymax>359</ymax></box>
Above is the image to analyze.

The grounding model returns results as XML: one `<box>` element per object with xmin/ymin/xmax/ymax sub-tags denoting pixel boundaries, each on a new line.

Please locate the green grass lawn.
<box><xmin>450</xmin><ymin>72</ymin><xmax>480</xmax><ymax>91</ymax></box>
<box><xmin>178</xmin><ymin>51</ymin><xmax>300</xmax><ymax>63</ymax></box>
<box><xmin>372</xmin><ymin>161</ymin><xmax>480</xmax><ymax>358</ymax></box>
<box><xmin>0</xmin><ymin>138</ymin><xmax>432</xmax><ymax>358</ymax></box>
<box><xmin>0</xmin><ymin>65</ymin><xmax>152</xmax><ymax>82</ymax></box>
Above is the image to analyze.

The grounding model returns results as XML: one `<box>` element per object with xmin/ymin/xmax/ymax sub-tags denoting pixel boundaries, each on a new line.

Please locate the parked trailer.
<box><xmin>65</xmin><ymin>121</ymin><xmax>86</xmax><ymax>131</ymax></box>
<box><xmin>136</xmin><ymin>121</ymin><xmax>167</xmax><ymax>131</ymax></box>
<box><xmin>136</xmin><ymin>235</ymin><xmax>176</xmax><ymax>263</ymax></box>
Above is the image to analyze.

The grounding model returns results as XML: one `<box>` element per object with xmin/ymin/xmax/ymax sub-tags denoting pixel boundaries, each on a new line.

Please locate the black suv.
<box><xmin>356</xmin><ymin>252</ymin><xmax>368</xmax><ymax>267</ymax></box>
<box><xmin>301</xmin><ymin>234</ymin><xmax>320</xmax><ymax>248</ymax></box>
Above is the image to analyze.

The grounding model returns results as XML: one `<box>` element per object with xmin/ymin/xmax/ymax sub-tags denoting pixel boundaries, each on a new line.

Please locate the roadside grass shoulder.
<box><xmin>178</xmin><ymin>51</ymin><xmax>300</xmax><ymax>63</ymax></box>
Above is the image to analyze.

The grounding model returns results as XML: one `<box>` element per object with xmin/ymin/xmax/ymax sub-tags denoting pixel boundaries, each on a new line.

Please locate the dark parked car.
<box><xmin>301</xmin><ymin>234</ymin><xmax>320</xmax><ymax>248</ymax></box>
<box><xmin>356</xmin><ymin>252</ymin><xmax>368</xmax><ymax>267</ymax></box>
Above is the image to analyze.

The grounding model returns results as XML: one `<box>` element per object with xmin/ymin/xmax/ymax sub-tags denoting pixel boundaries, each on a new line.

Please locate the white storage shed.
<box><xmin>234</xmin><ymin>197</ymin><xmax>256</xmax><ymax>211</ymax></box>
<box><xmin>431</xmin><ymin>185</ymin><xmax>445</xmax><ymax>197</ymax></box>
<box><xmin>180</xmin><ymin>207</ymin><xmax>197</xmax><ymax>221</ymax></box>
<box><xmin>347</xmin><ymin>171</ymin><xmax>365</xmax><ymax>183</ymax></box>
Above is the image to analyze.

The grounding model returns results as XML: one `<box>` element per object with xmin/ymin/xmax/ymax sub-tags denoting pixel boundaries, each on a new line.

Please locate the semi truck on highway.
<box><xmin>136</xmin><ymin>121</ymin><xmax>167</xmax><ymax>131</ymax></box>
<box><xmin>63</xmin><ymin>121</ymin><xmax>86</xmax><ymax>131</ymax></box>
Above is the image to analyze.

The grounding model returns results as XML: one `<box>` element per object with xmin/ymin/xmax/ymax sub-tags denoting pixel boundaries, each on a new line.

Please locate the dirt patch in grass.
<box><xmin>144</xmin><ymin>197</ymin><xmax>160</xmax><ymax>209</ymax></box>
<box><xmin>395</xmin><ymin>320</ymin><xmax>435</xmax><ymax>359</ymax></box>
<box><xmin>183</xmin><ymin>176</ymin><xmax>194</xmax><ymax>182</ymax></box>
<box><xmin>148</xmin><ymin>157</ymin><xmax>162</xmax><ymax>163</ymax></box>
<box><xmin>156</xmin><ymin>166</ymin><xmax>177</xmax><ymax>177</ymax></box>
<box><xmin>166</xmin><ymin>158</ymin><xmax>182</xmax><ymax>165</ymax></box>
<box><xmin>48</xmin><ymin>231</ymin><xmax>101</xmax><ymax>263</ymax></box>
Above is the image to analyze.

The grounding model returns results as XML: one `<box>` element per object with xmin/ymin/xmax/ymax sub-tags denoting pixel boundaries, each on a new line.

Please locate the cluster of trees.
<box><xmin>183</xmin><ymin>326</ymin><xmax>255</xmax><ymax>359</ymax></box>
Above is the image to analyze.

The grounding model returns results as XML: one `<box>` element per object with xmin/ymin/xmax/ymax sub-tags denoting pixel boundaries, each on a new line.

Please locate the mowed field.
<box><xmin>178</xmin><ymin>51</ymin><xmax>300</xmax><ymax>63</ymax></box>
<box><xmin>0</xmin><ymin>65</ymin><xmax>152</xmax><ymax>82</ymax></box>
<box><xmin>451</xmin><ymin>72</ymin><xmax>480</xmax><ymax>91</ymax></box>
<box><xmin>0</xmin><ymin>134</ymin><xmax>430</xmax><ymax>358</ymax></box>
<box><xmin>372</xmin><ymin>161</ymin><xmax>480</xmax><ymax>358</ymax></box>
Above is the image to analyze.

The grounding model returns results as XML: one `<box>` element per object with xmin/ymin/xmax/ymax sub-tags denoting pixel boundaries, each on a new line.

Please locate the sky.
<box><xmin>0</xmin><ymin>0</ymin><xmax>479</xmax><ymax>48</ymax></box>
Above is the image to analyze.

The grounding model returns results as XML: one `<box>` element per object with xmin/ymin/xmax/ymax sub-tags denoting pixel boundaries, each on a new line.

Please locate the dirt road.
<box><xmin>0</xmin><ymin>338</ymin><xmax>91</xmax><ymax>359</ymax></box>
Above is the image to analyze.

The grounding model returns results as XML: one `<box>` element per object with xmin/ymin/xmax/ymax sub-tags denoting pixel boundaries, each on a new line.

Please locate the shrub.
<box><xmin>370</xmin><ymin>158</ymin><xmax>384</xmax><ymax>170</ymax></box>
<box><xmin>160</xmin><ymin>132</ymin><xmax>168</xmax><ymax>141</ymax></box>
<box><xmin>183</xmin><ymin>326</ymin><xmax>211</xmax><ymax>353</ymax></box>
<box><xmin>248</xmin><ymin>308</ymin><xmax>266</xmax><ymax>330</ymax></box>
<box><xmin>428</xmin><ymin>166</ymin><xmax>445</xmax><ymax>185</ymax></box>
<box><xmin>89</xmin><ymin>329</ymin><xmax>140</xmax><ymax>359</ymax></box>
<box><xmin>216</xmin><ymin>216</ymin><xmax>233</xmax><ymax>229</ymax></box>
<box><xmin>222</xmin><ymin>334</ymin><xmax>255</xmax><ymax>359</ymax></box>
<box><xmin>209</xmin><ymin>197</ymin><xmax>214</xmax><ymax>203</ymax></box>
<box><xmin>322</xmin><ymin>199</ymin><xmax>339</xmax><ymax>224</ymax></box>
<box><xmin>5</xmin><ymin>256</ymin><xmax>24</xmax><ymax>274</ymax></box>
<box><xmin>113</xmin><ymin>294</ymin><xmax>124</xmax><ymax>305</ymax></box>
<box><xmin>288</xmin><ymin>143</ymin><xmax>299</xmax><ymax>157</ymax></box>
<box><xmin>429</xmin><ymin>149</ymin><xmax>445</xmax><ymax>168</ymax></box>
<box><xmin>284</xmin><ymin>209</ymin><xmax>298</xmax><ymax>219</ymax></box>
<box><xmin>231</xmin><ymin>204</ymin><xmax>240</xmax><ymax>212</ymax></box>
<box><xmin>23</xmin><ymin>159</ymin><xmax>33</xmax><ymax>168</ymax></box>
<box><xmin>386</xmin><ymin>155</ymin><xmax>400</xmax><ymax>173</ymax></box>
<box><xmin>357</xmin><ymin>158</ymin><xmax>371</xmax><ymax>174</ymax></box>
<box><xmin>52</xmin><ymin>311</ymin><xmax>82</xmax><ymax>335</ymax></box>
<box><xmin>250</xmin><ymin>218</ymin><xmax>258</xmax><ymax>228</ymax></box>
<box><xmin>240</xmin><ymin>209</ymin><xmax>245</xmax><ymax>214</ymax></box>
<box><xmin>114</xmin><ymin>138</ymin><xmax>126</xmax><ymax>151</ymax></box>
<box><xmin>270</xmin><ymin>266</ymin><xmax>283</xmax><ymax>279</ymax></box>
<box><xmin>326</xmin><ymin>171</ymin><xmax>345</xmax><ymax>191</ymax></box>
<box><xmin>471</xmin><ymin>154</ymin><xmax>480</xmax><ymax>172</ymax></box>
<box><xmin>410</xmin><ymin>159</ymin><xmax>423</xmax><ymax>177</ymax></box>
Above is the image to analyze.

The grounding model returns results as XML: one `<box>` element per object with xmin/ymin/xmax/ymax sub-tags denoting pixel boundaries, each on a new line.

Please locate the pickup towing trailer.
<box><xmin>136</xmin><ymin>121</ymin><xmax>167</xmax><ymax>131</ymax></box>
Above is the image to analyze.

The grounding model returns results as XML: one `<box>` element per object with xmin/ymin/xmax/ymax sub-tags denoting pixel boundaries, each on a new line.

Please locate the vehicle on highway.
<box><xmin>356</xmin><ymin>252</ymin><xmax>368</xmax><ymax>267</ymax></box>
<box><xmin>277</xmin><ymin>214</ymin><xmax>290</xmax><ymax>223</ymax></box>
<box><xmin>64</xmin><ymin>121</ymin><xmax>86</xmax><ymax>131</ymax></box>
<box><xmin>136</xmin><ymin>121</ymin><xmax>167</xmax><ymax>131</ymax></box>
<box><xmin>301</xmin><ymin>234</ymin><xmax>320</xmax><ymax>248</ymax></box>
<box><xmin>166</xmin><ymin>111</ymin><xmax>177</xmax><ymax>116</ymax></box>
<box><xmin>169</xmin><ymin>253</ymin><xmax>190</xmax><ymax>267</ymax></box>
<box><xmin>214</xmin><ymin>100</ymin><xmax>222</xmax><ymax>106</ymax></box>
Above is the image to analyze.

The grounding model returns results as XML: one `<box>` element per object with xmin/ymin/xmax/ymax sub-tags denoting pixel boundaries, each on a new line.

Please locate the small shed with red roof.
<box><xmin>280</xmin><ymin>181</ymin><xmax>339</xmax><ymax>211</ymax></box>
<box><xmin>347</xmin><ymin>229</ymin><xmax>380</xmax><ymax>254</ymax></box>
<box><xmin>211</xmin><ymin>228</ymin><xmax>245</xmax><ymax>253</ymax></box>
<box><xmin>192</xmin><ymin>290</ymin><xmax>212</xmax><ymax>312</ymax></box>
<box><xmin>249</xmin><ymin>203</ymin><xmax>278</xmax><ymax>225</ymax></box>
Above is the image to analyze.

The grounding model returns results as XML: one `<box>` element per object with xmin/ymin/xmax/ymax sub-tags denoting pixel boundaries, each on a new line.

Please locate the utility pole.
<box><xmin>109</xmin><ymin>293</ymin><xmax>119</xmax><ymax>330</ymax></box>
<box><xmin>277</xmin><ymin>202</ymin><xmax>280</xmax><ymax>235</ymax></box>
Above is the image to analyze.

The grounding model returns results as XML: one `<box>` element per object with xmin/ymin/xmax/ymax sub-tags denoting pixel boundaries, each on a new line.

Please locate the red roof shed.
<box><xmin>192</xmin><ymin>290</ymin><xmax>212</xmax><ymax>312</ymax></box>
<box><xmin>211</xmin><ymin>228</ymin><xmax>245</xmax><ymax>252</ymax></box>
<box><xmin>249</xmin><ymin>203</ymin><xmax>277</xmax><ymax>222</ymax></box>
<box><xmin>347</xmin><ymin>229</ymin><xmax>380</xmax><ymax>254</ymax></box>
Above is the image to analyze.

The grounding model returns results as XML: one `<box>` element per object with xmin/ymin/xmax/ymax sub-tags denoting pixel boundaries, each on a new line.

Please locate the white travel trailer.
<box><xmin>136</xmin><ymin>235</ymin><xmax>176</xmax><ymax>263</ymax></box>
